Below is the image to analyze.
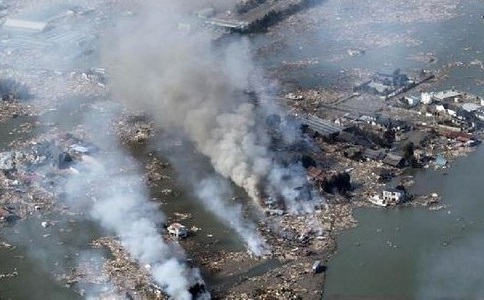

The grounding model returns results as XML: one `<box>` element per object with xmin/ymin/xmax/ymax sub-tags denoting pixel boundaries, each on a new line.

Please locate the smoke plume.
<box><xmin>197</xmin><ymin>177</ymin><xmax>269</xmax><ymax>256</ymax></box>
<box><xmin>64</xmin><ymin>103</ymin><xmax>208</xmax><ymax>299</ymax></box>
<box><xmin>104</xmin><ymin>0</ymin><xmax>321</xmax><ymax>214</ymax></box>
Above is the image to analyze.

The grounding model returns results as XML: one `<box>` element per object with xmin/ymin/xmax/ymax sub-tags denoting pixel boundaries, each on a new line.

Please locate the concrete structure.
<box><xmin>405</xmin><ymin>96</ymin><xmax>420</xmax><ymax>107</ymax></box>
<box><xmin>167</xmin><ymin>223</ymin><xmax>189</xmax><ymax>238</ymax></box>
<box><xmin>369</xmin><ymin>195</ymin><xmax>388</xmax><ymax>207</ymax></box>
<box><xmin>382</xmin><ymin>153</ymin><xmax>406</xmax><ymax>168</ymax></box>
<box><xmin>301</xmin><ymin>115</ymin><xmax>342</xmax><ymax>138</ymax></box>
<box><xmin>433</xmin><ymin>90</ymin><xmax>462</xmax><ymax>102</ymax></box>
<box><xmin>382</xmin><ymin>187</ymin><xmax>406</xmax><ymax>204</ymax></box>
<box><xmin>421</xmin><ymin>92</ymin><xmax>433</xmax><ymax>104</ymax></box>
<box><xmin>3</xmin><ymin>18</ymin><xmax>48</xmax><ymax>32</ymax></box>
<box><xmin>462</xmin><ymin>103</ymin><xmax>481</xmax><ymax>112</ymax></box>
<box><xmin>206</xmin><ymin>0</ymin><xmax>307</xmax><ymax>32</ymax></box>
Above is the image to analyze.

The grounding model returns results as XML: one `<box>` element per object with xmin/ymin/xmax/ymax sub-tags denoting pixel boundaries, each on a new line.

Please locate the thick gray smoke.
<box><xmin>64</xmin><ymin>104</ymin><xmax>207</xmax><ymax>299</ymax></box>
<box><xmin>104</xmin><ymin>0</ymin><xmax>321</xmax><ymax>214</ymax></box>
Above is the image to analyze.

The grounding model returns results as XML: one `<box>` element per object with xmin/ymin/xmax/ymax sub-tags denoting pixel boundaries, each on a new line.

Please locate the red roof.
<box><xmin>307</xmin><ymin>166</ymin><xmax>326</xmax><ymax>181</ymax></box>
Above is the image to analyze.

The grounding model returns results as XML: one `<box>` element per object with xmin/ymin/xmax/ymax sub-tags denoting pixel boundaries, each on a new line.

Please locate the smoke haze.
<box><xmin>197</xmin><ymin>177</ymin><xmax>269</xmax><ymax>256</ymax></box>
<box><xmin>104</xmin><ymin>0</ymin><xmax>321</xmax><ymax>215</ymax></box>
<box><xmin>63</xmin><ymin>103</ymin><xmax>208</xmax><ymax>299</ymax></box>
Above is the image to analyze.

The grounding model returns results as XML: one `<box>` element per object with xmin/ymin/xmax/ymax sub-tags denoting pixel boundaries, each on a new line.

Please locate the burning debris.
<box><xmin>0</xmin><ymin>78</ymin><xmax>32</xmax><ymax>102</ymax></box>
<box><xmin>104</xmin><ymin>0</ymin><xmax>323</xmax><ymax>219</ymax></box>
<box><xmin>89</xmin><ymin>237</ymin><xmax>207</xmax><ymax>300</ymax></box>
<box><xmin>0</xmin><ymin>118</ymin><xmax>210</xmax><ymax>298</ymax></box>
<box><xmin>3</xmin><ymin>0</ymin><xmax>480</xmax><ymax>299</ymax></box>
<box><xmin>115</xmin><ymin>114</ymin><xmax>155</xmax><ymax>145</ymax></box>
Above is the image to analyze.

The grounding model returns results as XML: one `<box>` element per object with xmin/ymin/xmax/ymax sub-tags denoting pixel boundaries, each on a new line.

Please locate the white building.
<box><xmin>3</xmin><ymin>19</ymin><xmax>48</xmax><ymax>32</ymax></box>
<box><xmin>369</xmin><ymin>195</ymin><xmax>388</xmax><ymax>207</ymax></box>
<box><xmin>421</xmin><ymin>92</ymin><xmax>433</xmax><ymax>104</ymax></box>
<box><xmin>462</xmin><ymin>103</ymin><xmax>481</xmax><ymax>112</ymax></box>
<box><xmin>168</xmin><ymin>223</ymin><xmax>189</xmax><ymax>238</ymax></box>
<box><xmin>405</xmin><ymin>96</ymin><xmax>420</xmax><ymax>107</ymax></box>
<box><xmin>382</xmin><ymin>188</ymin><xmax>406</xmax><ymax>204</ymax></box>
<box><xmin>433</xmin><ymin>90</ymin><xmax>462</xmax><ymax>102</ymax></box>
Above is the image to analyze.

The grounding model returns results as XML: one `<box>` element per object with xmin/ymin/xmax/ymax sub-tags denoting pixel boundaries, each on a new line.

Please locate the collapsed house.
<box><xmin>354</xmin><ymin>69</ymin><xmax>415</xmax><ymax>97</ymax></box>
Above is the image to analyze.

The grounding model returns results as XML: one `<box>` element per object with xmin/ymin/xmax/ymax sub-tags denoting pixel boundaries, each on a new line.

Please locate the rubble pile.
<box><xmin>0</xmin><ymin>0</ymin><xmax>481</xmax><ymax>298</ymax></box>
<box><xmin>145</xmin><ymin>156</ymin><xmax>171</xmax><ymax>187</ymax></box>
<box><xmin>91</xmin><ymin>237</ymin><xmax>166</xmax><ymax>300</ymax></box>
<box><xmin>0</xmin><ymin>269</ymin><xmax>19</xmax><ymax>279</ymax></box>
<box><xmin>57</xmin><ymin>255</ymin><xmax>111</xmax><ymax>289</ymax></box>
<box><xmin>0</xmin><ymin>129</ymin><xmax>103</xmax><ymax>223</ymax></box>
<box><xmin>115</xmin><ymin>114</ymin><xmax>155</xmax><ymax>145</ymax></box>
<box><xmin>260</xmin><ymin>212</ymin><xmax>329</xmax><ymax>259</ymax></box>
<box><xmin>0</xmin><ymin>101</ymin><xmax>35</xmax><ymax>123</ymax></box>
<box><xmin>322</xmin><ymin>203</ymin><xmax>357</xmax><ymax>232</ymax></box>
<box><xmin>225</xmin><ymin>286</ymin><xmax>304</xmax><ymax>300</ymax></box>
<box><xmin>218</xmin><ymin>256</ymin><xmax>325</xmax><ymax>300</ymax></box>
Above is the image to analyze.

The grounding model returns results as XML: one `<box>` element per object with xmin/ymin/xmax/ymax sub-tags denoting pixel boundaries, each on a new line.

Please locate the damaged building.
<box><xmin>354</xmin><ymin>69</ymin><xmax>415</xmax><ymax>97</ymax></box>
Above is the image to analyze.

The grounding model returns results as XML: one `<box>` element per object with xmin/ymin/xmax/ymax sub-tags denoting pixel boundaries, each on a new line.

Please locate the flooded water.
<box><xmin>1</xmin><ymin>0</ymin><xmax>483</xmax><ymax>298</ymax></box>
<box><xmin>324</xmin><ymin>148</ymin><xmax>484</xmax><ymax>299</ymax></box>
<box><xmin>281</xmin><ymin>2</ymin><xmax>484</xmax><ymax>299</ymax></box>
<box><xmin>1</xmin><ymin>217</ymin><xmax>102</xmax><ymax>300</ymax></box>
<box><xmin>0</xmin><ymin>118</ymin><xmax>251</xmax><ymax>298</ymax></box>
<box><xmin>249</xmin><ymin>0</ymin><xmax>484</xmax><ymax>298</ymax></box>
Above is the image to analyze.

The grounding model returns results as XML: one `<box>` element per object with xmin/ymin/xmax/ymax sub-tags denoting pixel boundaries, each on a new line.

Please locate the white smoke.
<box><xmin>63</xmin><ymin>103</ymin><xmax>207</xmax><ymax>299</ymax></box>
<box><xmin>104</xmin><ymin>0</ymin><xmax>322</xmax><ymax>214</ymax></box>
<box><xmin>197</xmin><ymin>177</ymin><xmax>269</xmax><ymax>256</ymax></box>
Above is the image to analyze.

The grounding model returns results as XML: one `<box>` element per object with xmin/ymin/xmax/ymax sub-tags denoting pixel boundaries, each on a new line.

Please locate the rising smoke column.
<box><xmin>158</xmin><ymin>133</ymin><xmax>269</xmax><ymax>256</ymax></box>
<box><xmin>104</xmin><ymin>0</ymin><xmax>321</xmax><ymax>213</ymax></box>
<box><xmin>197</xmin><ymin>177</ymin><xmax>269</xmax><ymax>256</ymax></box>
<box><xmin>63</xmin><ymin>103</ymin><xmax>207</xmax><ymax>299</ymax></box>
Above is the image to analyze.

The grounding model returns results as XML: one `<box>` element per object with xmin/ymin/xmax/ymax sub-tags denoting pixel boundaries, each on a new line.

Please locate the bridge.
<box><xmin>205</xmin><ymin>0</ymin><xmax>307</xmax><ymax>31</ymax></box>
<box><xmin>205</xmin><ymin>18</ymin><xmax>250</xmax><ymax>30</ymax></box>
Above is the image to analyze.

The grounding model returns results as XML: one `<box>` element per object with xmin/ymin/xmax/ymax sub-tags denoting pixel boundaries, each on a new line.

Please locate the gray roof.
<box><xmin>382</xmin><ymin>153</ymin><xmax>405</xmax><ymax>167</ymax></box>
<box><xmin>434</xmin><ymin>90</ymin><xmax>462</xmax><ymax>101</ymax></box>
<box><xmin>301</xmin><ymin>115</ymin><xmax>341</xmax><ymax>137</ymax></box>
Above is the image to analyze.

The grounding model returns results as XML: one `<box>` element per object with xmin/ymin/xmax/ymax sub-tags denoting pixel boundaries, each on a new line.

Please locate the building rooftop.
<box><xmin>301</xmin><ymin>115</ymin><xmax>341</xmax><ymax>137</ymax></box>
<box><xmin>382</xmin><ymin>153</ymin><xmax>405</xmax><ymax>167</ymax></box>
<box><xmin>433</xmin><ymin>90</ymin><xmax>462</xmax><ymax>101</ymax></box>
<box><xmin>462</xmin><ymin>103</ymin><xmax>481</xmax><ymax>112</ymax></box>
<box><xmin>3</xmin><ymin>19</ymin><xmax>48</xmax><ymax>32</ymax></box>
<box><xmin>168</xmin><ymin>223</ymin><xmax>187</xmax><ymax>230</ymax></box>
<box><xmin>307</xmin><ymin>166</ymin><xmax>326</xmax><ymax>181</ymax></box>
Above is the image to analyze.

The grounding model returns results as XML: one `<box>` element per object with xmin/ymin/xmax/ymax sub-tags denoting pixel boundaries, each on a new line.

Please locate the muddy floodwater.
<box><xmin>324</xmin><ymin>146</ymin><xmax>484</xmax><ymax>299</ymax></box>
<box><xmin>308</xmin><ymin>2</ymin><xmax>484</xmax><ymax>299</ymax></box>
<box><xmin>0</xmin><ymin>119</ymin><xmax>249</xmax><ymax>298</ymax></box>
<box><xmin>249</xmin><ymin>0</ymin><xmax>484</xmax><ymax>298</ymax></box>
<box><xmin>1</xmin><ymin>0</ymin><xmax>484</xmax><ymax>299</ymax></box>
